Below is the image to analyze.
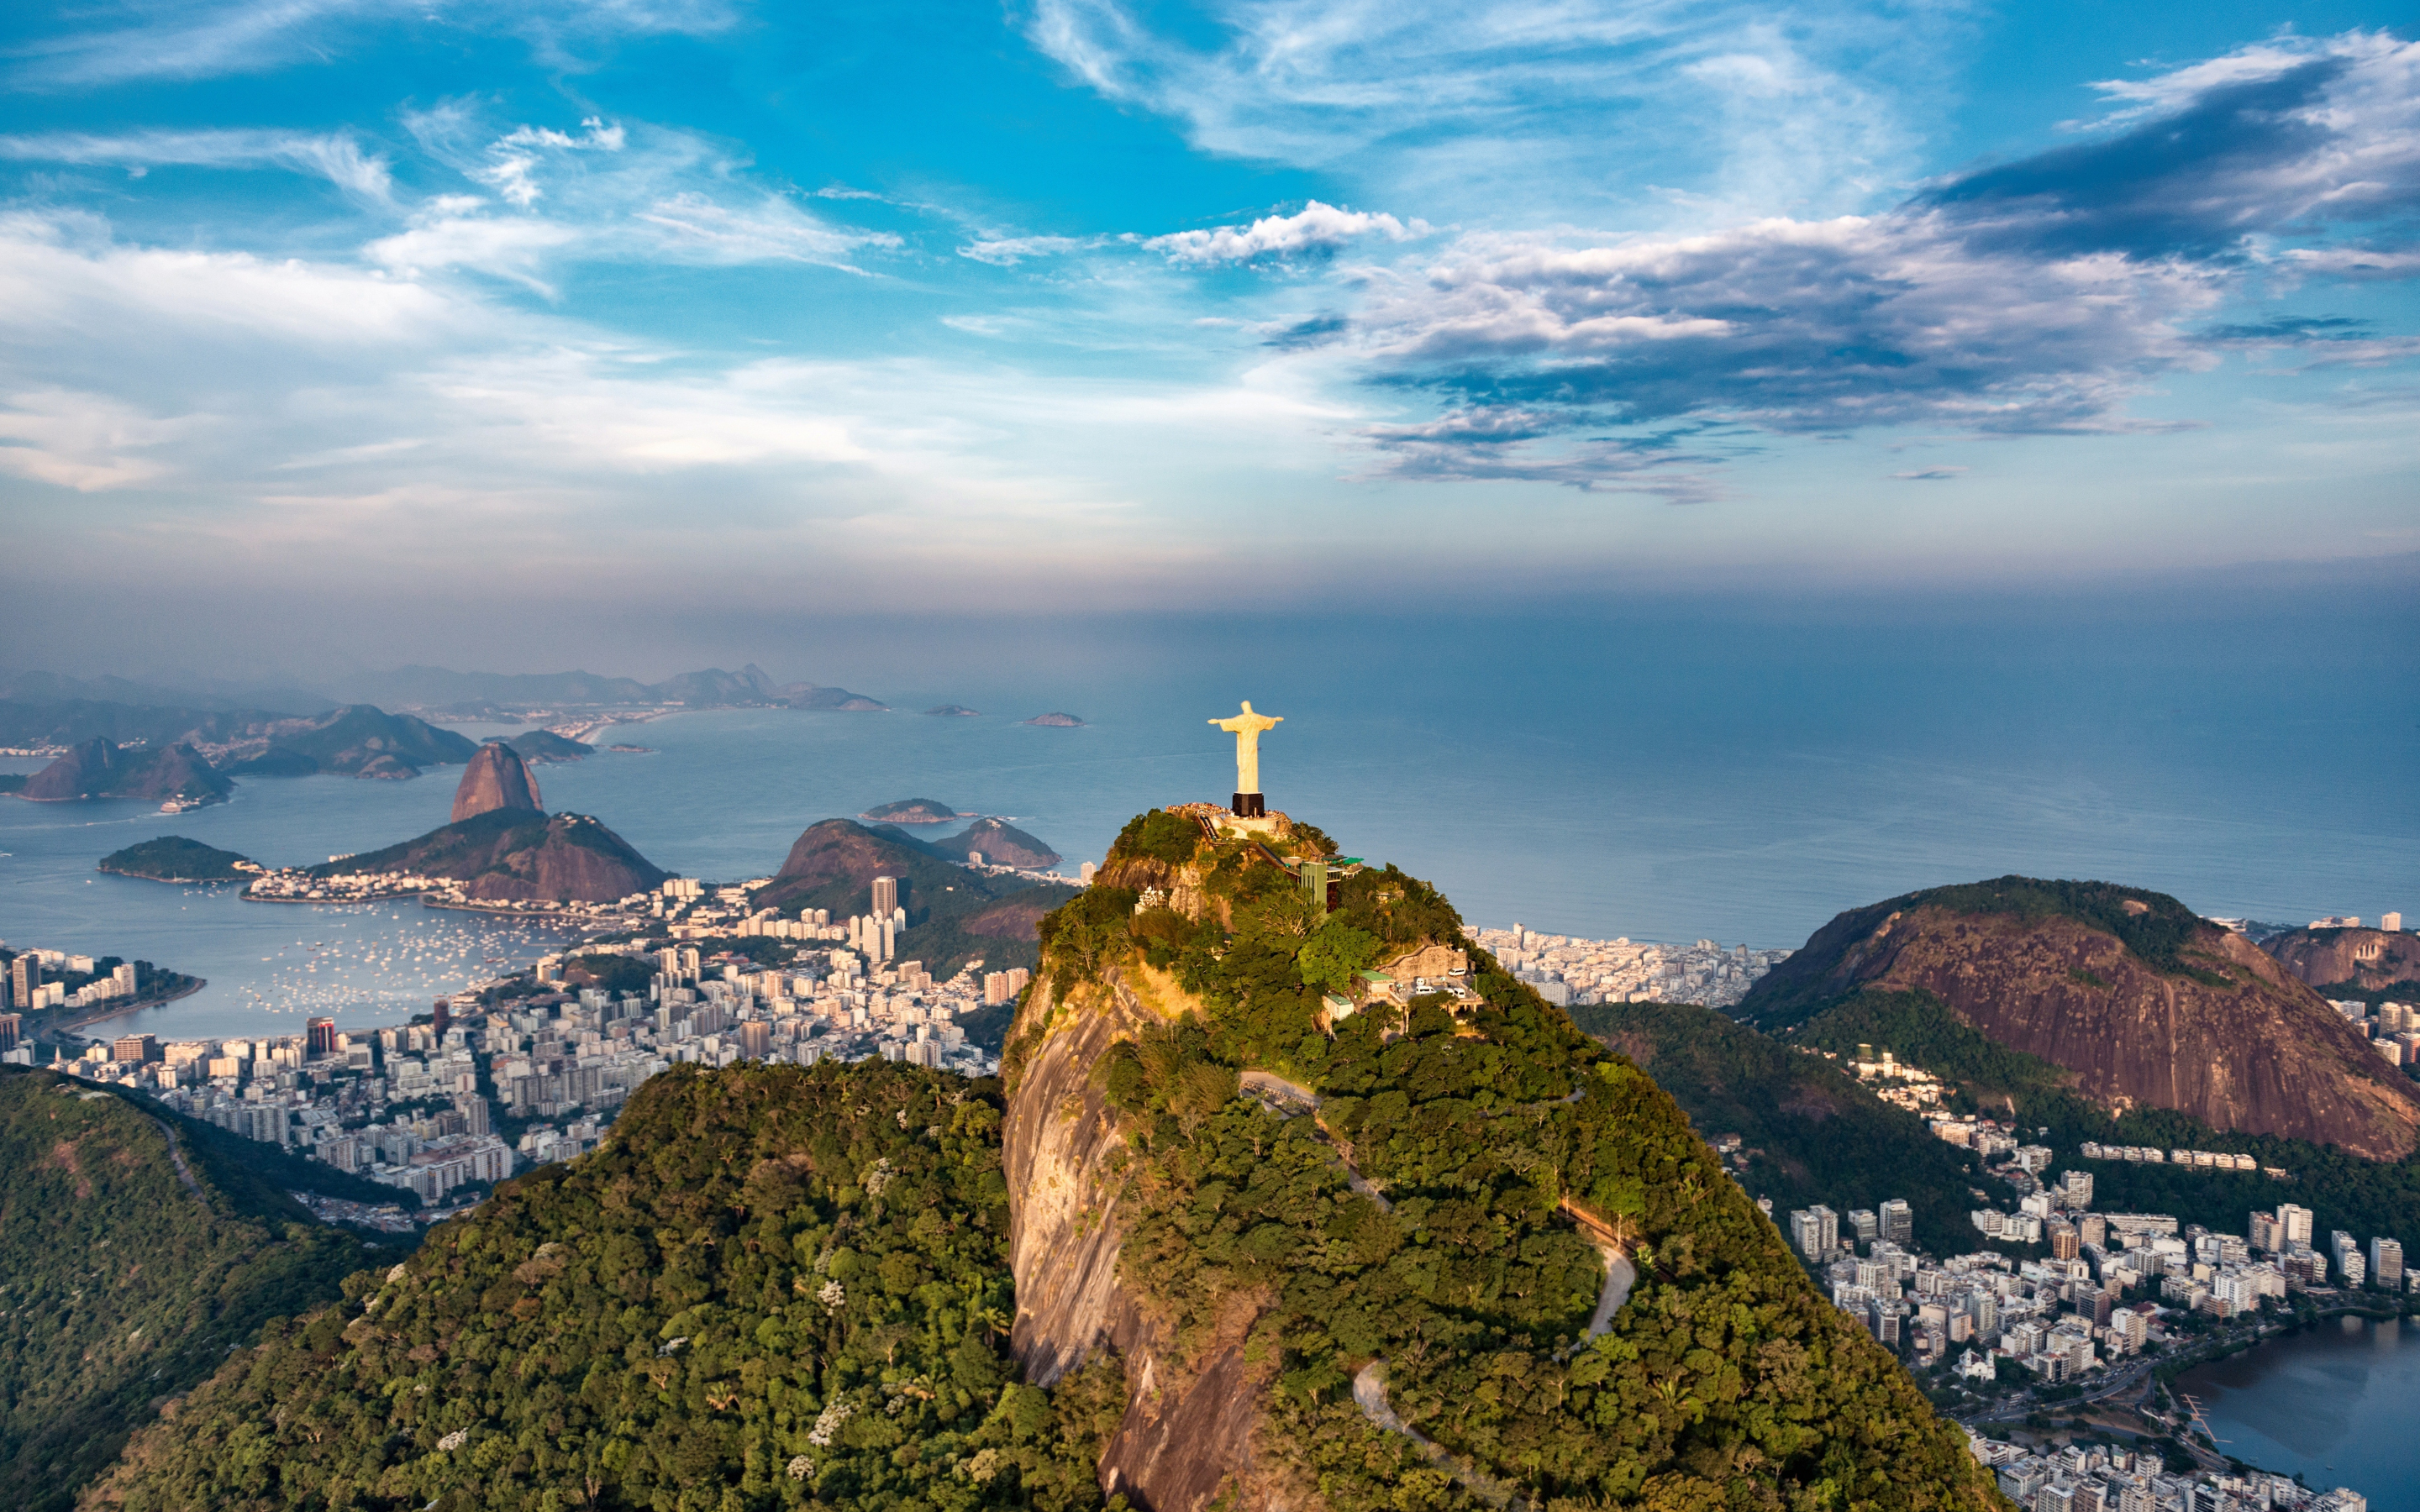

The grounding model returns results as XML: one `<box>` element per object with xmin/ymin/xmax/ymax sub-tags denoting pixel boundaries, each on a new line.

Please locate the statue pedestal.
<box><xmin>1232</xmin><ymin>792</ymin><xmax>1266</xmax><ymax>817</ymax></box>
<box><xmin>1215</xmin><ymin>809</ymin><xmax>1290</xmax><ymax>839</ymax></box>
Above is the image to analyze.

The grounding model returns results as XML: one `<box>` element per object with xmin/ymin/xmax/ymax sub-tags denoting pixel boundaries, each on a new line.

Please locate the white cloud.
<box><xmin>0</xmin><ymin>210</ymin><xmax>467</xmax><ymax>346</ymax></box>
<box><xmin>363</xmin><ymin>215</ymin><xmax>581</xmax><ymax>295</ymax></box>
<box><xmin>1143</xmin><ymin>201</ymin><xmax>1427</xmax><ymax>263</ymax></box>
<box><xmin>0</xmin><ymin>127</ymin><xmax>394</xmax><ymax>199</ymax></box>
<box><xmin>958</xmin><ymin>234</ymin><xmax>1100</xmax><ymax>265</ymax></box>
<box><xmin>0</xmin><ymin>388</ymin><xmax>201</xmax><ymax>491</ymax></box>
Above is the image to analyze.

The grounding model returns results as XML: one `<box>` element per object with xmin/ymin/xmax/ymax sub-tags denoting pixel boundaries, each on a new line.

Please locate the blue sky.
<box><xmin>1</xmin><ymin>0</ymin><xmax>2415</xmax><ymax>667</ymax></box>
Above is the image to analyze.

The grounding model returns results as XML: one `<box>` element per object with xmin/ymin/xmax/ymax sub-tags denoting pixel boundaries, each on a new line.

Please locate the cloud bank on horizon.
<box><xmin>0</xmin><ymin>0</ymin><xmax>2414</xmax><ymax>632</ymax></box>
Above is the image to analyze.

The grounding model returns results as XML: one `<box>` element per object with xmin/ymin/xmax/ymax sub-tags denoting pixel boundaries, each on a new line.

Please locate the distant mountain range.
<box><xmin>2</xmin><ymin>664</ymin><xmax>890</xmax><ymax>717</ymax></box>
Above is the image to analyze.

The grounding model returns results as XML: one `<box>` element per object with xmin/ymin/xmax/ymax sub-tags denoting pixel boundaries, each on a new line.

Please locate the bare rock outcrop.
<box><xmin>1003</xmin><ymin>969</ymin><xmax>1275</xmax><ymax>1512</ymax></box>
<box><xmin>1745</xmin><ymin>885</ymin><xmax>2420</xmax><ymax>1160</ymax></box>
<box><xmin>451</xmin><ymin>742</ymin><xmax>544</xmax><ymax>822</ymax></box>
<box><xmin>2263</xmin><ymin>927</ymin><xmax>2420</xmax><ymax>993</ymax></box>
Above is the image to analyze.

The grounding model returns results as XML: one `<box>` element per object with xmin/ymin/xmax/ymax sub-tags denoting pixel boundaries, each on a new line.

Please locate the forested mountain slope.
<box><xmin>0</xmin><ymin>1070</ymin><xmax>369</xmax><ymax>1512</ymax></box>
<box><xmin>1003</xmin><ymin>808</ymin><xmax>2005</xmax><ymax>1512</ymax></box>
<box><xmin>82</xmin><ymin>1061</ymin><xmax>1114</xmax><ymax>1512</ymax></box>
<box><xmin>1569</xmin><ymin>1000</ymin><xmax>1989</xmax><ymax>1257</ymax></box>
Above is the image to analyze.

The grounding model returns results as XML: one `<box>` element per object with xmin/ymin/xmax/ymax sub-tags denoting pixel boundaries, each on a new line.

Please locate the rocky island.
<box><xmin>1022</xmin><ymin>711</ymin><xmax>1084</xmax><ymax>727</ymax></box>
<box><xmin>858</xmin><ymin>796</ymin><xmax>964</xmax><ymax>824</ymax></box>
<box><xmin>16</xmin><ymin>738</ymin><xmax>232</xmax><ymax>806</ymax></box>
<box><xmin>97</xmin><ymin>835</ymin><xmax>260</xmax><ymax>882</ymax></box>
<box><xmin>923</xmin><ymin>703</ymin><xmax>981</xmax><ymax>717</ymax></box>
<box><xmin>506</xmin><ymin>728</ymin><xmax>593</xmax><ymax>763</ymax></box>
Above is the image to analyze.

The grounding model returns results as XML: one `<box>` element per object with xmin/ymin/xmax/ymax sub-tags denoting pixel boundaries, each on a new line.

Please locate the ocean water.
<box><xmin>2176</xmin><ymin>1315</ymin><xmax>2420</xmax><ymax>1512</ymax></box>
<box><xmin>2</xmin><ymin>601</ymin><xmax>2412</xmax><ymax>1045</ymax></box>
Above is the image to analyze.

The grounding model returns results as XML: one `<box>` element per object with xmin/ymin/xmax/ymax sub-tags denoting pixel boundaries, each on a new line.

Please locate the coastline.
<box><xmin>32</xmin><ymin>975</ymin><xmax>208</xmax><ymax>1043</ymax></box>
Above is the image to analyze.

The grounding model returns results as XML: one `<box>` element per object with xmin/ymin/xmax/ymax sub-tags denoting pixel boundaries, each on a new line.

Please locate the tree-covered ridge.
<box><xmin>83</xmin><ymin>1061</ymin><xmax>1116</xmax><ymax>1512</ymax></box>
<box><xmin>0</xmin><ymin>1069</ymin><xmax>369</xmax><ymax>1512</ymax></box>
<box><xmin>1567</xmin><ymin>999</ymin><xmax>1991</xmax><ymax>1259</ymax></box>
<box><xmin>1026</xmin><ymin>812</ymin><xmax>2007</xmax><ymax>1512</ymax></box>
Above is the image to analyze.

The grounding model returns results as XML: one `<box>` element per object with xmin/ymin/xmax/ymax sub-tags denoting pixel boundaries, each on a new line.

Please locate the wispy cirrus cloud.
<box><xmin>1025</xmin><ymin>0</ymin><xmax>1949</xmax><ymax>222</ymax></box>
<box><xmin>0</xmin><ymin>126</ymin><xmax>394</xmax><ymax>199</ymax></box>
<box><xmin>5</xmin><ymin>0</ymin><xmax>741</xmax><ymax>89</ymax></box>
<box><xmin>369</xmin><ymin>107</ymin><xmax>897</xmax><ymax>289</ymax></box>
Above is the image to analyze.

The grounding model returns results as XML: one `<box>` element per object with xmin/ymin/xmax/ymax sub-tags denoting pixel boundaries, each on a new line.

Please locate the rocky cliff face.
<box><xmin>19</xmin><ymin>739</ymin><xmax>230</xmax><ymax>804</ymax></box>
<box><xmin>1744</xmin><ymin>885</ymin><xmax>2420</xmax><ymax>1160</ymax></box>
<box><xmin>450</xmin><ymin>741</ymin><xmax>544</xmax><ymax>821</ymax></box>
<box><xmin>2264</xmin><ymin>927</ymin><xmax>2420</xmax><ymax>993</ymax></box>
<box><xmin>1003</xmin><ymin>966</ymin><xmax>1270</xmax><ymax>1512</ymax></box>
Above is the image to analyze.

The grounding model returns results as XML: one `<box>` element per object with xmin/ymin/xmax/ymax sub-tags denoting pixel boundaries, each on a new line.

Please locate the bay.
<box><xmin>0</xmin><ymin>604</ymin><xmax>2412</xmax><ymax>1047</ymax></box>
<box><xmin>2175</xmin><ymin>1315</ymin><xmax>2420</xmax><ymax>1511</ymax></box>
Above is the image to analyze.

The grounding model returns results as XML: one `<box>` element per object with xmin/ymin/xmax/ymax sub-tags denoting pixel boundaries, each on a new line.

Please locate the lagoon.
<box><xmin>2175</xmin><ymin>1315</ymin><xmax>2420</xmax><ymax>1512</ymax></box>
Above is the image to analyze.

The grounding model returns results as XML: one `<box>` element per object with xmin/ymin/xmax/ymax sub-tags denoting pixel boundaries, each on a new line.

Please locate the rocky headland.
<box><xmin>929</xmin><ymin>816</ymin><xmax>1062</xmax><ymax>869</ymax></box>
<box><xmin>17</xmin><ymin>738</ymin><xmax>232</xmax><ymax>806</ymax></box>
<box><xmin>2262</xmin><ymin>925</ymin><xmax>2420</xmax><ymax>993</ymax></box>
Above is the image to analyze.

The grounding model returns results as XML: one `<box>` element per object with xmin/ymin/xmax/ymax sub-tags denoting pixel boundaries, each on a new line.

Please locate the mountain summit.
<box><xmin>450</xmin><ymin>741</ymin><xmax>544</xmax><ymax>822</ymax></box>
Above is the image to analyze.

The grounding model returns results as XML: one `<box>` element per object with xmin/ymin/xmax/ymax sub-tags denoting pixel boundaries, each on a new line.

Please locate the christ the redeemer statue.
<box><xmin>1210</xmin><ymin>701</ymin><xmax>1282</xmax><ymax>817</ymax></box>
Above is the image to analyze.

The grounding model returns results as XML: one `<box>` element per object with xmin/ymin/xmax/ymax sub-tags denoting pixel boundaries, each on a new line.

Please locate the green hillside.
<box><xmin>82</xmin><ymin>1061</ymin><xmax>1115</xmax><ymax>1512</ymax></box>
<box><xmin>1568</xmin><ymin>999</ymin><xmax>1989</xmax><ymax>1257</ymax></box>
<box><xmin>1017</xmin><ymin>812</ymin><xmax>2006</xmax><ymax>1512</ymax></box>
<box><xmin>0</xmin><ymin>1070</ymin><xmax>371</xmax><ymax>1512</ymax></box>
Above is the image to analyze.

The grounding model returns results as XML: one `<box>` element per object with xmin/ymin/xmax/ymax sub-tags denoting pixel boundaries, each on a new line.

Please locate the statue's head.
<box><xmin>1240</xmin><ymin>701</ymin><xmax>1255</xmax><ymax>713</ymax></box>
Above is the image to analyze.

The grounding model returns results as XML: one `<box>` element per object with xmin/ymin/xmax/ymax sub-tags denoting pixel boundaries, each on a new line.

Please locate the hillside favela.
<box><xmin>3</xmin><ymin>1</ymin><xmax>2416</xmax><ymax>1510</ymax></box>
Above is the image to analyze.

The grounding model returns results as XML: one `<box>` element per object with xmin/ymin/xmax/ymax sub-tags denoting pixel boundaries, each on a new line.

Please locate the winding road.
<box><xmin>1238</xmin><ymin>1067</ymin><xmax>1630</xmax><ymax>1505</ymax></box>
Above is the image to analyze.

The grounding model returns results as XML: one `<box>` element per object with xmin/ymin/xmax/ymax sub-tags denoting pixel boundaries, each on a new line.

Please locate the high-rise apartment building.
<box><xmin>739</xmin><ymin>1021</ymin><xmax>771</xmax><ymax>1059</ymax></box>
<box><xmin>2060</xmin><ymin>1169</ymin><xmax>2095</xmax><ymax>1208</ymax></box>
<box><xmin>871</xmin><ymin>876</ymin><xmax>899</xmax><ymax>918</ymax></box>
<box><xmin>307</xmin><ymin>1017</ymin><xmax>339</xmax><ymax>1058</ymax></box>
<box><xmin>113</xmin><ymin>1033</ymin><xmax>160</xmax><ymax>1063</ymax></box>
<box><xmin>1847</xmin><ymin>1209</ymin><xmax>1879</xmax><ymax>1245</ymax></box>
<box><xmin>2370</xmin><ymin>1236</ymin><xmax>2404</xmax><ymax>1291</ymax></box>
<box><xmin>1878</xmin><ymin>1198</ymin><xmax>1913</xmax><ymax>1246</ymax></box>
<box><xmin>8</xmin><ymin>954</ymin><xmax>37</xmax><ymax>1010</ymax></box>
<box><xmin>2385</xmin><ymin>911</ymin><xmax>2404</xmax><ymax>932</ymax></box>
<box><xmin>2278</xmin><ymin>1203</ymin><xmax>2315</xmax><ymax>1247</ymax></box>
<box><xmin>1788</xmin><ymin>1205</ymin><xmax>1839</xmax><ymax>1263</ymax></box>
